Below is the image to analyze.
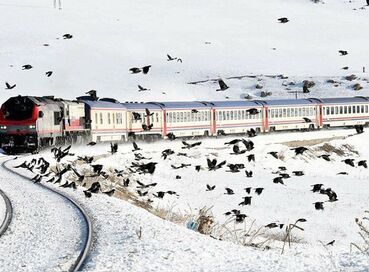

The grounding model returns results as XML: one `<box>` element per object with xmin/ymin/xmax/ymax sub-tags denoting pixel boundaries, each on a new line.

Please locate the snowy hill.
<box><xmin>1</xmin><ymin>0</ymin><xmax>369</xmax><ymax>105</ymax></box>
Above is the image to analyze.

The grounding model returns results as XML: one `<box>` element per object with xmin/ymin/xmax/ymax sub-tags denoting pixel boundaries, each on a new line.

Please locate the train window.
<box><xmin>241</xmin><ymin>110</ymin><xmax>245</xmax><ymax>120</ymax></box>
<box><xmin>365</xmin><ymin>105</ymin><xmax>368</xmax><ymax>113</ymax></box>
<box><xmin>100</xmin><ymin>113</ymin><xmax>103</xmax><ymax>124</ymax></box>
<box><xmin>107</xmin><ymin>113</ymin><xmax>111</xmax><ymax>124</ymax></box>
<box><xmin>95</xmin><ymin>113</ymin><xmax>98</xmax><ymax>124</ymax></box>
<box><xmin>112</xmin><ymin>113</ymin><xmax>115</xmax><ymax>124</ymax></box>
<box><xmin>156</xmin><ymin>113</ymin><xmax>159</xmax><ymax>123</ymax></box>
<box><xmin>357</xmin><ymin>105</ymin><xmax>360</xmax><ymax>113</ymax></box>
<box><xmin>339</xmin><ymin>106</ymin><xmax>343</xmax><ymax>114</ymax></box>
<box><xmin>344</xmin><ymin>106</ymin><xmax>347</xmax><ymax>114</ymax></box>
<box><xmin>183</xmin><ymin>112</ymin><xmax>187</xmax><ymax>122</ymax></box>
<box><xmin>361</xmin><ymin>105</ymin><xmax>365</xmax><ymax>113</ymax></box>
<box><xmin>168</xmin><ymin>112</ymin><xmax>172</xmax><ymax>123</ymax></box>
<box><xmin>353</xmin><ymin>106</ymin><xmax>356</xmax><ymax>114</ymax></box>
<box><xmin>287</xmin><ymin>108</ymin><xmax>291</xmax><ymax>117</ymax></box>
<box><xmin>325</xmin><ymin>107</ymin><xmax>329</xmax><ymax>115</ymax></box>
<box><xmin>290</xmin><ymin>108</ymin><xmax>294</xmax><ymax>117</ymax></box>
<box><xmin>229</xmin><ymin>111</ymin><xmax>233</xmax><ymax>120</ymax></box>
<box><xmin>116</xmin><ymin>113</ymin><xmax>122</xmax><ymax>124</ymax></box>
<box><xmin>179</xmin><ymin>112</ymin><xmax>183</xmax><ymax>122</ymax></box>
<box><xmin>310</xmin><ymin>108</ymin><xmax>314</xmax><ymax>116</ymax></box>
<box><xmin>348</xmin><ymin>106</ymin><xmax>352</xmax><ymax>114</ymax></box>
<box><xmin>271</xmin><ymin>109</ymin><xmax>275</xmax><ymax>118</ymax></box>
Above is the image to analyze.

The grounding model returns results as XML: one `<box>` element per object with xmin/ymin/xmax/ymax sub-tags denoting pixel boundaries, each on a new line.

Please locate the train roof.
<box><xmin>318</xmin><ymin>97</ymin><xmax>369</xmax><ymax>104</ymax></box>
<box><xmin>121</xmin><ymin>102</ymin><xmax>162</xmax><ymax>110</ymax></box>
<box><xmin>148</xmin><ymin>101</ymin><xmax>212</xmax><ymax>109</ymax></box>
<box><xmin>207</xmin><ymin>101</ymin><xmax>261</xmax><ymax>108</ymax></box>
<box><xmin>258</xmin><ymin>98</ymin><xmax>318</xmax><ymax>106</ymax></box>
<box><xmin>82</xmin><ymin>100</ymin><xmax>127</xmax><ymax>109</ymax></box>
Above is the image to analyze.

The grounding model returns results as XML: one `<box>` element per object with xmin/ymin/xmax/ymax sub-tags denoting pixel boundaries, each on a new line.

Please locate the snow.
<box><xmin>1</xmin><ymin>0</ymin><xmax>369</xmax><ymax>105</ymax></box>
<box><xmin>0</xmin><ymin>158</ymin><xmax>83</xmax><ymax>271</ymax></box>
<box><xmin>2</xmin><ymin>0</ymin><xmax>369</xmax><ymax>270</ymax></box>
<box><xmin>3</xmin><ymin>128</ymin><xmax>369</xmax><ymax>271</ymax></box>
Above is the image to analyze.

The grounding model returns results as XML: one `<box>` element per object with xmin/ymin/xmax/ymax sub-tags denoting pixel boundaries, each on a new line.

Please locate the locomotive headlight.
<box><xmin>29</xmin><ymin>125</ymin><xmax>36</xmax><ymax>129</ymax></box>
<box><xmin>0</xmin><ymin>125</ymin><xmax>6</xmax><ymax>130</ymax></box>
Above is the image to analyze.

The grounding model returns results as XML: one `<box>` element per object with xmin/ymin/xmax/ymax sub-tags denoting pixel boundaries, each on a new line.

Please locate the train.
<box><xmin>0</xmin><ymin>95</ymin><xmax>368</xmax><ymax>153</ymax></box>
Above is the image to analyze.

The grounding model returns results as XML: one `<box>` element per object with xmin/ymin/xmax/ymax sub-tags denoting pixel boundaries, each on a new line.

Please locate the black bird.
<box><xmin>278</xmin><ymin>166</ymin><xmax>287</xmax><ymax>171</ymax></box>
<box><xmin>245</xmin><ymin>187</ymin><xmax>252</xmax><ymax>194</ymax></box>
<box><xmin>145</xmin><ymin>108</ymin><xmax>154</xmax><ymax>117</ymax></box>
<box><xmin>247</xmin><ymin>128</ymin><xmax>257</xmax><ymax>138</ymax></box>
<box><xmin>339</xmin><ymin>50</ymin><xmax>348</xmax><ymax>56</ymax></box>
<box><xmin>225</xmin><ymin>139</ymin><xmax>242</xmax><ymax>145</ymax></box>
<box><xmin>87</xmin><ymin>141</ymin><xmax>96</xmax><ymax>146</ymax></box>
<box><xmin>279</xmin><ymin>173</ymin><xmax>290</xmax><ymax>179</ymax></box>
<box><xmin>84</xmin><ymin>191</ymin><xmax>92</xmax><ymax>198</ymax></box>
<box><xmin>71</xmin><ymin>167</ymin><xmax>85</xmax><ymax>182</ymax></box>
<box><xmin>167</xmin><ymin>54</ymin><xmax>180</xmax><ymax>61</ymax></box>
<box><xmin>268</xmin><ymin>151</ymin><xmax>278</xmax><ymax>159</ymax></box>
<box><xmin>166</xmin><ymin>132</ymin><xmax>176</xmax><ymax>140</ymax></box>
<box><xmin>242</xmin><ymin>139</ymin><xmax>254</xmax><ymax>151</ymax></box>
<box><xmin>123</xmin><ymin>178</ymin><xmax>130</xmax><ymax>187</ymax></box>
<box><xmin>278</xmin><ymin>17</ymin><xmax>289</xmax><ymax>23</ymax></box>
<box><xmin>138</xmin><ymin>85</ymin><xmax>150</xmax><ymax>92</ymax></box>
<box><xmin>195</xmin><ymin>165</ymin><xmax>201</xmax><ymax>172</ymax></box>
<box><xmin>102</xmin><ymin>189</ymin><xmax>115</xmax><ymax>196</ymax></box>
<box><xmin>255</xmin><ymin>188</ymin><xmax>264</xmax><ymax>195</ymax></box>
<box><xmin>245</xmin><ymin>170</ymin><xmax>253</xmax><ymax>177</ymax></box>
<box><xmin>206</xmin><ymin>184</ymin><xmax>216</xmax><ymax>191</ymax></box>
<box><xmin>86</xmin><ymin>90</ymin><xmax>98</xmax><ymax>100</ymax></box>
<box><xmin>154</xmin><ymin>191</ymin><xmax>166</xmax><ymax>198</ymax></box>
<box><xmin>92</xmin><ymin>164</ymin><xmax>103</xmax><ymax>174</ymax></box>
<box><xmin>207</xmin><ymin>158</ymin><xmax>226</xmax><ymax>171</ymax></box>
<box><xmin>273</xmin><ymin>176</ymin><xmax>284</xmax><ymax>185</ymax></box>
<box><xmin>303</xmin><ymin>117</ymin><xmax>312</xmax><ymax>123</ymax></box>
<box><xmin>358</xmin><ymin>160</ymin><xmax>367</xmax><ymax>168</ymax></box>
<box><xmin>292</xmin><ymin>171</ymin><xmax>304</xmax><ymax>176</ymax></box>
<box><xmin>5</xmin><ymin>82</ymin><xmax>16</xmax><ymax>89</ymax></box>
<box><xmin>191</xmin><ymin>109</ymin><xmax>198</xmax><ymax>113</ymax></box>
<box><xmin>162</xmin><ymin>149</ymin><xmax>175</xmax><ymax>160</ymax></box>
<box><xmin>342</xmin><ymin>158</ymin><xmax>355</xmax><ymax>167</ymax></box>
<box><xmin>32</xmin><ymin>174</ymin><xmax>42</xmax><ymax>183</ymax></box>
<box><xmin>132</xmin><ymin>112</ymin><xmax>142</xmax><ymax>121</ymax></box>
<box><xmin>137</xmin><ymin>190</ymin><xmax>148</xmax><ymax>197</ymax></box>
<box><xmin>246</xmin><ymin>108</ymin><xmax>259</xmax><ymax>115</ymax></box>
<box><xmin>314</xmin><ymin>202</ymin><xmax>324</xmax><ymax>210</ymax></box>
<box><xmin>142</xmin><ymin>65</ymin><xmax>151</xmax><ymax>74</ymax></box>
<box><xmin>337</xmin><ymin>172</ymin><xmax>348</xmax><ymax>175</ymax></box>
<box><xmin>171</xmin><ymin>163</ymin><xmax>191</xmax><ymax>169</ymax></box>
<box><xmin>326</xmin><ymin>240</ymin><xmax>335</xmax><ymax>246</ymax></box>
<box><xmin>216</xmin><ymin>79</ymin><xmax>229</xmax><ymax>91</ymax></box>
<box><xmin>247</xmin><ymin>154</ymin><xmax>255</xmax><ymax>162</ymax></box>
<box><xmin>235</xmin><ymin>214</ymin><xmax>247</xmax><ymax>223</ymax></box>
<box><xmin>311</xmin><ymin>184</ymin><xmax>324</xmax><ymax>193</ymax></box>
<box><xmin>265</xmin><ymin>223</ymin><xmax>279</xmax><ymax>229</ymax></box>
<box><xmin>129</xmin><ymin>67</ymin><xmax>141</xmax><ymax>74</ymax></box>
<box><xmin>319</xmin><ymin>154</ymin><xmax>331</xmax><ymax>161</ymax></box>
<box><xmin>342</xmin><ymin>66</ymin><xmax>349</xmax><ymax>70</ymax></box>
<box><xmin>45</xmin><ymin>177</ymin><xmax>55</xmax><ymax>183</ymax></box>
<box><xmin>63</xmin><ymin>34</ymin><xmax>73</xmax><ymax>39</ymax></box>
<box><xmin>87</xmin><ymin>182</ymin><xmax>101</xmax><ymax>193</ymax></box>
<box><xmin>142</xmin><ymin>124</ymin><xmax>153</xmax><ymax>131</ymax></box>
<box><xmin>110</xmin><ymin>143</ymin><xmax>118</xmax><ymax>154</ymax></box>
<box><xmin>132</xmin><ymin>162</ymin><xmax>157</xmax><ymax>174</ymax></box>
<box><xmin>22</xmin><ymin>64</ymin><xmax>33</xmax><ymax>70</ymax></box>
<box><xmin>182</xmin><ymin>141</ymin><xmax>201</xmax><ymax>149</ymax></box>
<box><xmin>227</xmin><ymin>164</ymin><xmax>241</xmax><ymax>173</ymax></box>
<box><xmin>239</xmin><ymin>196</ymin><xmax>252</xmax><ymax>206</ymax></box>
<box><xmin>45</xmin><ymin>71</ymin><xmax>53</xmax><ymax>77</ymax></box>
<box><xmin>292</xmin><ymin>146</ymin><xmax>308</xmax><ymax>155</ymax></box>
<box><xmin>132</xmin><ymin>142</ymin><xmax>141</xmax><ymax>151</ymax></box>
<box><xmin>224</xmin><ymin>188</ymin><xmax>235</xmax><ymax>195</ymax></box>
<box><xmin>231</xmin><ymin>145</ymin><xmax>246</xmax><ymax>155</ymax></box>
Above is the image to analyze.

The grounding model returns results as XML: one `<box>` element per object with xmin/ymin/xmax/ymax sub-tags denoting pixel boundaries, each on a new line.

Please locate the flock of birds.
<box><xmin>12</xmin><ymin>123</ymin><xmax>368</xmax><ymax>244</ymax></box>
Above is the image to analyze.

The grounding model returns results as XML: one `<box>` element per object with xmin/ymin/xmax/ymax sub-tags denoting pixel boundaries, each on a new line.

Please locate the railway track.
<box><xmin>1</xmin><ymin>159</ymin><xmax>93</xmax><ymax>272</ymax></box>
<box><xmin>0</xmin><ymin>188</ymin><xmax>12</xmax><ymax>238</ymax></box>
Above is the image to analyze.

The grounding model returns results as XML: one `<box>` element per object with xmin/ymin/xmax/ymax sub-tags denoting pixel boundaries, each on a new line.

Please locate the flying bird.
<box><xmin>338</xmin><ymin>50</ymin><xmax>348</xmax><ymax>56</ymax></box>
<box><xmin>268</xmin><ymin>151</ymin><xmax>278</xmax><ymax>159</ymax></box>
<box><xmin>129</xmin><ymin>67</ymin><xmax>141</xmax><ymax>74</ymax></box>
<box><xmin>224</xmin><ymin>188</ymin><xmax>235</xmax><ymax>195</ymax></box>
<box><xmin>314</xmin><ymin>202</ymin><xmax>324</xmax><ymax>210</ymax></box>
<box><xmin>216</xmin><ymin>79</ymin><xmax>229</xmax><ymax>91</ymax></box>
<box><xmin>358</xmin><ymin>160</ymin><xmax>367</xmax><ymax>168</ymax></box>
<box><xmin>255</xmin><ymin>188</ymin><xmax>264</xmax><ymax>195</ymax></box>
<box><xmin>142</xmin><ymin>65</ymin><xmax>151</xmax><ymax>74</ymax></box>
<box><xmin>342</xmin><ymin>158</ymin><xmax>355</xmax><ymax>167</ymax></box>
<box><xmin>311</xmin><ymin>184</ymin><xmax>324</xmax><ymax>193</ymax></box>
<box><xmin>206</xmin><ymin>184</ymin><xmax>216</xmax><ymax>191</ymax></box>
<box><xmin>5</xmin><ymin>82</ymin><xmax>16</xmax><ymax>89</ymax></box>
<box><xmin>22</xmin><ymin>64</ymin><xmax>33</xmax><ymax>70</ymax></box>
<box><xmin>63</xmin><ymin>34</ymin><xmax>73</xmax><ymax>39</ymax></box>
<box><xmin>278</xmin><ymin>17</ymin><xmax>289</xmax><ymax>23</ymax></box>
<box><xmin>319</xmin><ymin>154</ymin><xmax>331</xmax><ymax>161</ymax></box>
<box><xmin>45</xmin><ymin>71</ymin><xmax>53</xmax><ymax>77</ymax></box>
<box><xmin>138</xmin><ymin>85</ymin><xmax>150</xmax><ymax>92</ymax></box>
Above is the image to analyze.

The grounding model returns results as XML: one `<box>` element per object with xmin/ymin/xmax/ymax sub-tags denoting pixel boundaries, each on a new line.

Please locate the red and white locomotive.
<box><xmin>0</xmin><ymin>95</ymin><xmax>368</xmax><ymax>153</ymax></box>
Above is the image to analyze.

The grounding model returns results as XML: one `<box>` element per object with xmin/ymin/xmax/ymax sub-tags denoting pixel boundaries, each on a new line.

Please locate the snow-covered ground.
<box><xmin>3</xmin><ymin>128</ymin><xmax>368</xmax><ymax>271</ymax></box>
<box><xmin>0</xmin><ymin>158</ymin><xmax>82</xmax><ymax>271</ymax></box>
<box><xmin>1</xmin><ymin>0</ymin><xmax>369</xmax><ymax>105</ymax></box>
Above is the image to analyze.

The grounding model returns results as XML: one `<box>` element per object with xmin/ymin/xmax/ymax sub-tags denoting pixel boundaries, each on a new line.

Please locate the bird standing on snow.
<box><xmin>216</xmin><ymin>79</ymin><xmax>229</xmax><ymax>91</ymax></box>
<box><xmin>5</xmin><ymin>82</ymin><xmax>16</xmax><ymax>89</ymax></box>
<box><xmin>278</xmin><ymin>17</ymin><xmax>289</xmax><ymax>23</ymax></box>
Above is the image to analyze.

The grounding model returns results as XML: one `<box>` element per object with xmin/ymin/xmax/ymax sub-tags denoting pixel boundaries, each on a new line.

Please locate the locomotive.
<box><xmin>0</xmin><ymin>95</ymin><xmax>368</xmax><ymax>154</ymax></box>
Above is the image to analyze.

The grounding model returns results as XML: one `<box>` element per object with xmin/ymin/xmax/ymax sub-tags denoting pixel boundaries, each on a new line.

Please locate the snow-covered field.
<box><xmin>1</xmin><ymin>0</ymin><xmax>369</xmax><ymax>105</ymax></box>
